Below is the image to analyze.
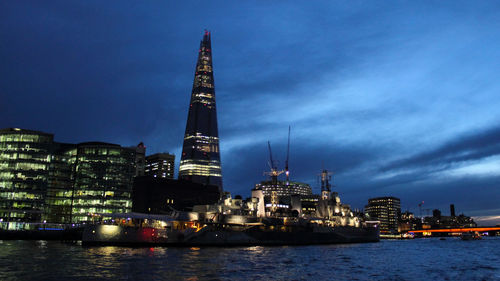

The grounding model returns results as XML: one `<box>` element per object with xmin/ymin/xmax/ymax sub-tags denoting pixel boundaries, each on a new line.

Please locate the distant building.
<box><xmin>250</xmin><ymin>180</ymin><xmax>313</xmax><ymax>216</ymax></box>
<box><xmin>450</xmin><ymin>204</ymin><xmax>456</xmax><ymax>217</ymax></box>
<box><xmin>432</xmin><ymin>209</ymin><xmax>441</xmax><ymax>219</ymax></box>
<box><xmin>135</xmin><ymin>143</ymin><xmax>146</xmax><ymax>177</ymax></box>
<box><xmin>398</xmin><ymin>205</ymin><xmax>477</xmax><ymax>235</ymax></box>
<box><xmin>365</xmin><ymin>197</ymin><xmax>401</xmax><ymax>234</ymax></box>
<box><xmin>255</xmin><ymin>181</ymin><xmax>312</xmax><ymax>197</ymax></box>
<box><xmin>0</xmin><ymin>128</ymin><xmax>145</xmax><ymax>227</ymax></box>
<box><xmin>179</xmin><ymin>31</ymin><xmax>223</xmax><ymax>190</ymax></box>
<box><xmin>422</xmin><ymin>205</ymin><xmax>476</xmax><ymax>230</ymax></box>
<box><xmin>398</xmin><ymin>211</ymin><xmax>421</xmax><ymax>233</ymax></box>
<box><xmin>145</xmin><ymin>153</ymin><xmax>175</xmax><ymax>179</ymax></box>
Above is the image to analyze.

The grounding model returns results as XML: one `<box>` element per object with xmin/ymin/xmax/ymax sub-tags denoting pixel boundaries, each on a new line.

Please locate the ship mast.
<box><xmin>320</xmin><ymin>169</ymin><xmax>332</xmax><ymax>192</ymax></box>
<box><xmin>320</xmin><ymin>169</ymin><xmax>333</xmax><ymax>200</ymax></box>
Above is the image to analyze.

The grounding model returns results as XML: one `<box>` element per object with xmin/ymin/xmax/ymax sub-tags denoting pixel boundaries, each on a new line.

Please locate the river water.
<box><xmin>1</xmin><ymin>237</ymin><xmax>499</xmax><ymax>281</ymax></box>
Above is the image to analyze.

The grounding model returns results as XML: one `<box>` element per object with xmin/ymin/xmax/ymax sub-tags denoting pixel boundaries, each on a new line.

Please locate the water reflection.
<box><xmin>1</xmin><ymin>239</ymin><xmax>499</xmax><ymax>280</ymax></box>
<box><xmin>36</xmin><ymin>240</ymin><xmax>48</xmax><ymax>248</ymax></box>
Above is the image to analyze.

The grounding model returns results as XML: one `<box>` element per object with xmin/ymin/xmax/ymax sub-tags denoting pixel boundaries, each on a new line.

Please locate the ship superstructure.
<box><xmin>83</xmin><ymin>167</ymin><xmax>378</xmax><ymax>246</ymax></box>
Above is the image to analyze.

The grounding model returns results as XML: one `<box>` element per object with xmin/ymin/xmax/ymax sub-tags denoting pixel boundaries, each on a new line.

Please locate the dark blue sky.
<box><xmin>1</xmin><ymin>1</ymin><xmax>500</xmax><ymax>224</ymax></box>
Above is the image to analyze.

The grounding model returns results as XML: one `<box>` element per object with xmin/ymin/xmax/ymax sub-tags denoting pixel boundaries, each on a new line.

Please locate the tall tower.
<box><xmin>179</xmin><ymin>31</ymin><xmax>223</xmax><ymax>191</ymax></box>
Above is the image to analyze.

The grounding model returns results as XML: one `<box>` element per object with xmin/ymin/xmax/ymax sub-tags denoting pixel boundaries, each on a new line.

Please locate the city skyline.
<box><xmin>1</xmin><ymin>2</ymin><xmax>500</xmax><ymax>224</ymax></box>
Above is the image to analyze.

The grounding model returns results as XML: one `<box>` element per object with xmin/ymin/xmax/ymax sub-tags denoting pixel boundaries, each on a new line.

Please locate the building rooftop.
<box><xmin>0</xmin><ymin>127</ymin><xmax>53</xmax><ymax>136</ymax></box>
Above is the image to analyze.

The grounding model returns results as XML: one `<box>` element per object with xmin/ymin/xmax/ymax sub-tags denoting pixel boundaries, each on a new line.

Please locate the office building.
<box><xmin>179</xmin><ymin>31</ymin><xmax>223</xmax><ymax>191</ymax></box>
<box><xmin>0</xmin><ymin>128</ymin><xmax>53</xmax><ymax>224</ymax></box>
<box><xmin>43</xmin><ymin>142</ymin><xmax>78</xmax><ymax>224</ymax></box>
<box><xmin>45</xmin><ymin>142</ymin><xmax>143</xmax><ymax>223</ymax></box>
<box><xmin>255</xmin><ymin>180</ymin><xmax>312</xmax><ymax>197</ymax></box>
<box><xmin>365</xmin><ymin>196</ymin><xmax>401</xmax><ymax>234</ymax></box>
<box><xmin>145</xmin><ymin>153</ymin><xmax>175</xmax><ymax>179</ymax></box>
<box><xmin>0</xmin><ymin>128</ymin><xmax>144</xmax><ymax>226</ymax></box>
<box><xmin>66</xmin><ymin>142</ymin><xmax>137</xmax><ymax>222</ymax></box>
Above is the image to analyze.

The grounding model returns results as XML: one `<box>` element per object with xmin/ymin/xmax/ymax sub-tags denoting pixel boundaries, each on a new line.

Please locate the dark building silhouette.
<box><xmin>179</xmin><ymin>31</ymin><xmax>222</xmax><ymax>191</ymax></box>
<box><xmin>145</xmin><ymin>153</ymin><xmax>175</xmax><ymax>179</ymax></box>
<box><xmin>398</xmin><ymin>211</ymin><xmax>421</xmax><ymax>233</ymax></box>
<box><xmin>135</xmin><ymin>142</ymin><xmax>146</xmax><ymax>177</ymax></box>
<box><xmin>432</xmin><ymin>209</ymin><xmax>442</xmax><ymax>219</ymax></box>
<box><xmin>132</xmin><ymin>176</ymin><xmax>220</xmax><ymax>213</ymax></box>
<box><xmin>450</xmin><ymin>204</ymin><xmax>456</xmax><ymax>217</ymax></box>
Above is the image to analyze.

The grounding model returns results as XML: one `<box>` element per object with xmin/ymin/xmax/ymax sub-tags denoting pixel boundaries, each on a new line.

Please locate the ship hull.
<box><xmin>182</xmin><ymin>226</ymin><xmax>379</xmax><ymax>246</ymax></box>
<box><xmin>82</xmin><ymin>224</ymin><xmax>379</xmax><ymax>246</ymax></box>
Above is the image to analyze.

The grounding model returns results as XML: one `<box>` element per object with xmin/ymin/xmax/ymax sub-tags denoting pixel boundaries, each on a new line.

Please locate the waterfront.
<box><xmin>1</xmin><ymin>238</ymin><xmax>499</xmax><ymax>281</ymax></box>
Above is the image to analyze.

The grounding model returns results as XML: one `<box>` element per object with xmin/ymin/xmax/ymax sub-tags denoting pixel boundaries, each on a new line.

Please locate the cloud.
<box><xmin>2</xmin><ymin>1</ymin><xmax>500</xmax><ymax>217</ymax></box>
<box><xmin>380</xmin><ymin>126</ymin><xmax>500</xmax><ymax>173</ymax></box>
<box><xmin>338</xmin><ymin>173</ymin><xmax>500</xmax><ymax>217</ymax></box>
<box><xmin>221</xmin><ymin>138</ymin><xmax>378</xmax><ymax>196</ymax></box>
<box><xmin>473</xmin><ymin>215</ymin><xmax>500</xmax><ymax>226</ymax></box>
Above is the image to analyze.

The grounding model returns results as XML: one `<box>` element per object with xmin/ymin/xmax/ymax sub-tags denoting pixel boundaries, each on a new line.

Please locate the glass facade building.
<box><xmin>0</xmin><ymin>128</ymin><xmax>53</xmax><ymax>224</ymax></box>
<box><xmin>0</xmin><ymin>128</ymin><xmax>143</xmax><ymax>225</ymax></box>
<box><xmin>67</xmin><ymin>143</ymin><xmax>136</xmax><ymax>222</ymax></box>
<box><xmin>43</xmin><ymin>142</ymin><xmax>77</xmax><ymax>223</ymax></box>
<box><xmin>179</xmin><ymin>31</ymin><xmax>223</xmax><ymax>191</ymax></box>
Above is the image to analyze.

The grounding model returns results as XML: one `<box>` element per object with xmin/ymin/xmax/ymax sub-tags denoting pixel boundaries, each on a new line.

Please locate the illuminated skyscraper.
<box><xmin>179</xmin><ymin>31</ymin><xmax>222</xmax><ymax>191</ymax></box>
<box><xmin>365</xmin><ymin>197</ymin><xmax>401</xmax><ymax>234</ymax></box>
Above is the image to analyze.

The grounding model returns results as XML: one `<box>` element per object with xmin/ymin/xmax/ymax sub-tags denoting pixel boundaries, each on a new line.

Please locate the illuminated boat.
<box><xmin>82</xmin><ymin>212</ymin><xmax>379</xmax><ymax>246</ymax></box>
<box><xmin>461</xmin><ymin>231</ymin><xmax>482</xmax><ymax>240</ymax></box>
<box><xmin>82</xmin><ymin>212</ymin><xmax>190</xmax><ymax>246</ymax></box>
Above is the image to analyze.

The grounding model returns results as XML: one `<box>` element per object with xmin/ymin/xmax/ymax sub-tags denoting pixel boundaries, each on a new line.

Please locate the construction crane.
<box><xmin>285</xmin><ymin>126</ymin><xmax>291</xmax><ymax>186</ymax></box>
<box><xmin>264</xmin><ymin>141</ymin><xmax>284</xmax><ymax>184</ymax></box>
<box><xmin>418</xmin><ymin>201</ymin><xmax>425</xmax><ymax>217</ymax></box>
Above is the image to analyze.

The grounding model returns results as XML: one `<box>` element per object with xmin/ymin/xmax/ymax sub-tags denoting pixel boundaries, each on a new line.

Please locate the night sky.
<box><xmin>1</xmin><ymin>1</ymin><xmax>500</xmax><ymax>225</ymax></box>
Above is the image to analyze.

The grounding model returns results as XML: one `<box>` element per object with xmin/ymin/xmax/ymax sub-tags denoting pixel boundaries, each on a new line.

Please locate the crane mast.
<box><xmin>265</xmin><ymin>141</ymin><xmax>284</xmax><ymax>184</ymax></box>
<box><xmin>285</xmin><ymin>126</ymin><xmax>290</xmax><ymax>186</ymax></box>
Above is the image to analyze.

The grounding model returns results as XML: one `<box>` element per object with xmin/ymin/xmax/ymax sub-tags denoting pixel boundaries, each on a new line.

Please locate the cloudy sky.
<box><xmin>1</xmin><ymin>1</ymin><xmax>500</xmax><ymax>224</ymax></box>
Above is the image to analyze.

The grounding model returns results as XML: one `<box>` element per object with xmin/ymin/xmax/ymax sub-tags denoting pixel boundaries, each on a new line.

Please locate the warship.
<box><xmin>82</xmin><ymin>214</ymin><xmax>379</xmax><ymax>246</ymax></box>
<box><xmin>82</xmin><ymin>170</ymin><xmax>379</xmax><ymax>246</ymax></box>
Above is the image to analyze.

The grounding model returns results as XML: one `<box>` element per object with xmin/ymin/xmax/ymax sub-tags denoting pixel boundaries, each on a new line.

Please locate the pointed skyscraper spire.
<box><xmin>179</xmin><ymin>31</ymin><xmax>223</xmax><ymax>191</ymax></box>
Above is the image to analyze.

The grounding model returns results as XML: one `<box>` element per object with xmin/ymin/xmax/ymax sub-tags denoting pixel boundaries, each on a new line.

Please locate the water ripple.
<box><xmin>0</xmin><ymin>238</ymin><xmax>499</xmax><ymax>280</ymax></box>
